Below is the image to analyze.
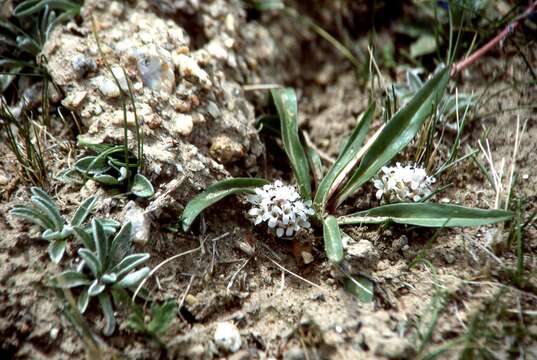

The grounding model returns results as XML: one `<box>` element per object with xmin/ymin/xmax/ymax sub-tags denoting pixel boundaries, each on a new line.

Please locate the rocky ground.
<box><xmin>1</xmin><ymin>0</ymin><xmax>536</xmax><ymax>359</ymax></box>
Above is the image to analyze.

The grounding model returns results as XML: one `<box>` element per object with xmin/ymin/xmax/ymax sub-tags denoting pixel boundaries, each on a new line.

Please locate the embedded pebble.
<box><xmin>214</xmin><ymin>322</ymin><xmax>241</xmax><ymax>353</ymax></box>
<box><xmin>110</xmin><ymin>65</ymin><xmax>129</xmax><ymax>91</ymax></box>
<box><xmin>62</xmin><ymin>91</ymin><xmax>87</xmax><ymax>110</ymax></box>
<box><xmin>95</xmin><ymin>76</ymin><xmax>120</xmax><ymax>98</ymax></box>
<box><xmin>136</xmin><ymin>48</ymin><xmax>176</xmax><ymax>94</ymax></box>
<box><xmin>123</xmin><ymin>201</ymin><xmax>151</xmax><ymax>245</ymax></box>
<box><xmin>283</xmin><ymin>347</ymin><xmax>306</xmax><ymax>360</ymax></box>
<box><xmin>94</xmin><ymin>65</ymin><xmax>129</xmax><ymax>98</ymax></box>
<box><xmin>374</xmin><ymin>337</ymin><xmax>416</xmax><ymax>359</ymax></box>
<box><xmin>49</xmin><ymin>327</ymin><xmax>60</xmax><ymax>340</ymax></box>
<box><xmin>207</xmin><ymin>40</ymin><xmax>228</xmax><ymax>60</ymax></box>
<box><xmin>210</xmin><ymin>135</ymin><xmax>245</xmax><ymax>164</ymax></box>
<box><xmin>174</xmin><ymin>53</ymin><xmax>212</xmax><ymax>89</ymax></box>
<box><xmin>173</xmin><ymin>114</ymin><xmax>194</xmax><ymax>136</ymax></box>
<box><xmin>345</xmin><ymin>239</ymin><xmax>379</xmax><ymax>270</ymax></box>
<box><xmin>71</xmin><ymin>54</ymin><xmax>97</xmax><ymax>79</ymax></box>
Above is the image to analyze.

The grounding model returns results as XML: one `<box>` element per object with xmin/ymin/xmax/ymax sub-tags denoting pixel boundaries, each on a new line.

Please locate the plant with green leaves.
<box><xmin>57</xmin><ymin>141</ymin><xmax>154</xmax><ymax>198</ymax></box>
<box><xmin>10</xmin><ymin>187</ymin><xmax>98</xmax><ymax>263</ymax></box>
<box><xmin>0</xmin><ymin>0</ymin><xmax>82</xmax><ymax>95</ymax></box>
<box><xmin>179</xmin><ymin>65</ymin><xmax>512</xmax><ymax>297</ymax></box>
<box><xmin>127</xmin><ymin>300</ymin><xmax>177</xmax><ymax>346</ymax></box>
<box><xmin>390</xmin><ymin>67</ymin><xmax>473</xmax><ymax>125</ymax></box>
<box><xmin>0</xmin><ymin>99</ymin><xmax>48</xmax><ymax>186</ymax></box>
<box><xmin>50</xmin><ymin>219</ymin><xmax>150</xmax><ymax>335</ymax></box>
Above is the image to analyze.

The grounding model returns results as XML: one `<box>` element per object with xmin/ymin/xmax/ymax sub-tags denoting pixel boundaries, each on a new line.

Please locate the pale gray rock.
<box><xmin>214</xmin><ymin>322</ymin><xmax>241</xmax><ymax>353</ymax></box>
<box><xmin>345</xmin><ymin>239</ymin><xmax>380</xmax><ymax>271</ymax></box>
<box><xmin>123</xmin><ymin>201</ymin><xmax>151</xmax><ymax>245</ymax></box>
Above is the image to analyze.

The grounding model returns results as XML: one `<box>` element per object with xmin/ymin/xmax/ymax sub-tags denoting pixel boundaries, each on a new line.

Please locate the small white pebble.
<box><xmin>214</xmin><ymin>322</ymin><xmax>241</xmax><ymax>353</ymax></box>
<box><xmin>50</xmin><ymin>327</ymin><xmax>59</xmax><ymax>340</ymax></box>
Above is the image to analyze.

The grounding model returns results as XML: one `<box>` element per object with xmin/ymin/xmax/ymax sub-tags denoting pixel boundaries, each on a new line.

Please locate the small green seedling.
<box><xmin>127</xmin><ymin>300</ymin><xmax>177</xmax><ymax>346</ymax></box>
<box><xmin>58</xmin><ymin>142</ymin><xmax>154</xmax><ymax>198</ymax></box>
<box><xmin>179</xmin><ymin>65</ymin><xmax>512</xmax><ymax>301</ymax></box>
<box><xmin>50</xmin><ymin>219</ymin><xmax>150</xmax><ymax>335</ymax></box>
<box><xmin>10</xmin><ymin>187</ymin><xmax>97</xmax><ymax>263</ymax></box>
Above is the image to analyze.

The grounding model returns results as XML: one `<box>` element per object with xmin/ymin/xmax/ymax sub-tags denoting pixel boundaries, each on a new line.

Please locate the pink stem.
<box><xmin>451</xmin><ymin>0</ymin><xmax>537</xmax><ymax>77</ymax></box>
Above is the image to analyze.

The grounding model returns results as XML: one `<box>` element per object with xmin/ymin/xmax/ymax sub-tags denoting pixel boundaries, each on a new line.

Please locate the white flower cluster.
<box><xmin>373</xmin><ymin>163</ymin><xmax>436</xmax><ymax>203</ymax></box>
<box><xmin>246</xmin><ymin>180</ymin><xmax>314</xmax><ymax>238</ymax></box>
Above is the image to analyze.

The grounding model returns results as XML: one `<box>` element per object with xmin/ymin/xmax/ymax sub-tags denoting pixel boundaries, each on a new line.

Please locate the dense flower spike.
<box><xmin>373</xmin><ymin>163</ymin><xmax>436</xmax><ymax>203</ymax></box>
<box><xmin>246</xmin><ymin>180</ymin><xmax>314</xmax><ymax>238</ymax></box>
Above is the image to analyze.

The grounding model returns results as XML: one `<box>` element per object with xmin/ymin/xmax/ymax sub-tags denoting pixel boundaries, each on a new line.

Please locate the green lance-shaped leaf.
<box><xmin>48</xmin><ymin>239</ymin><xmax>66</xmax><ymax>263</ymax></box>
<box><xmin>74</xmin><ymin>156</ymin><xmax>110</xmax><ymax>175</ymax></box>
<box><xmin>323</xmin><ymin>215</ymin><xmax>344</xmax><ymax>264</ymax></box>
<box><xmin>96</xmin><ymin>219</ymin><xmax>121</xmax><ymax>237</ymax></box>
<box><xmin>337</xmin><ymin>203</ymin><xmax>513</xmax><ymax>227</ymax></box>
<box><xmin>10</xmin><ymin>206</ymin><xmax>55</xmax><ymax>230</ymax></box>
<box><xmin>102</xmin><ymin>273</ymin><xmax>117</xmax><ymax>284</ymax></box>
<box><xmin>314</xmin><ymin>103</ymin><xmax>375</xmax><ymax>214</ymax></box>
<box><xmin>110</xmin><ymin>253</ymin><xmax>150</xmax><ymax>277</ymax></box>
<box><xmin>115</xmin><ymin>267</ymin><xmax>150</xmax><ymax>288</ymax></box>
<box><xmin>305</xmin><ymin>145</ymin><xmax>324</xmax><ymax>187</ymax></box>
<box><xmin>78</xmin><ymin>289</ymin><xmax>90</xmax><ymax>313</ymax></box>
<box><xmin>109</xmin><ymin>222</ymin><xmax>133</xmax><ymax>264</ymax></box>
<box><xmin>131</xmin><ymin>174</ymin><xmax>154</xmax><ymax>198</ymax></box>
<box><xmin>31</xmin><ymin>187</ymin><xmax>64</xmax><ymax>230</ymax></box>
<box><xmin>71</xmin><ymin>196</ymin><xmax>97</xmax><ymax>227</ymax></box>
<box><xmin>85</xmin><ymin>146</ymin><xmax>125</xmax><ymax>178</ymax></box>
<box><xmin>93</xmin><ymin>174</ymin><xmax>120</xmax><ymax>185</ymax></box>
<box><xmin>335</xmin><ymin>67</ymin><xmax>451</xmax><ymax>207</ymax></box>
<box><xmin>42</xmin><ymin>229</ymin><xmax>63</xmax><ymax>241</ymax></box>
<box><xmin>88</xmin><ymin>279</ymin><xmax>106</xmax><ymax>297</ymax></box>
<box><xmin>344</xmin><ymin>275</ymin><xmax>374</xmax><ymax>303</ymax></box>
<box><xmin>78</xmin><ymin>248</ymin><xmax>102</xmax><ymax>277</ymax></box>
<box><xmin>13</xmin><ymin>0</ymin><xmax>81</xmax><ymax>17</ymax></box>
<box><xmin>98</xmin><ymin>292</ymin><xmax>116</xmax><ymax>336</ymax></box>
<box><xmin>181</xmin><ymin>178</ymin><xmax>270</xmax><ymax>231</ymax></box>
<box><xmin>73</xmin><ymin>226</ymin><xmax>94</xmax><ymax>250</ymax></box>
<box><xmin>271</xmin><ymin>88</ymin><xmax>312</xmax><ymax>200</ymax></box>
<box><xmin>92</xmin><ymin>219</ymin><xmax>109</xmax><ymax>269</ymax></box>
<box><xmin>50</xmin><ymin>271</ymin><xmax>91</xmax><ymax>288</ymax></box>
